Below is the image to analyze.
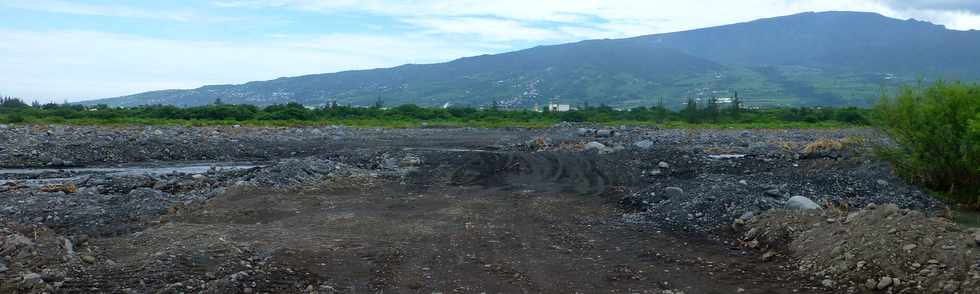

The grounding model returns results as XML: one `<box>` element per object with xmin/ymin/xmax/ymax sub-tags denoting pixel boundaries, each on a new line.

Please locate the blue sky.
<box><xmin>3</xmin><ymin>0</ymin><xmax>980</xmax><ymax>102</ymax></box>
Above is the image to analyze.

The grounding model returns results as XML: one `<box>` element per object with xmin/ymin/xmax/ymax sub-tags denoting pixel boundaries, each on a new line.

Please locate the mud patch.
<box><xmin>435</xmin><ymin>151</ymin><xmax>638</xmax><ymax>195</ymax></box>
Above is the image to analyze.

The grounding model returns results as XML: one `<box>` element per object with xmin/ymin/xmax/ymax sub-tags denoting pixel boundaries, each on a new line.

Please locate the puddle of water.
<box><xmin>707</xmin><ymin>154</ymin><xmax>747</xmax><ymax>159</ymax></box>
<box><xmin>402</xmin><ymin>147</ymin><xmax>494</xmax><ymax>153</ymax></box>
<box><xmin>0</xmin><ymin>163</ymin><xmax>259</xmax><ymax>176</ymax></box>
<box><xmin>0</xmin><ymin>163</ymin><xmax>261</xmax><ymax>186</ymax></box>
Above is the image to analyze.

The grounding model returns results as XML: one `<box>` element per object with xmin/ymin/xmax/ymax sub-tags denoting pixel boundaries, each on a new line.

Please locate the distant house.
<box><xmin>548</xmin><ymin>103</ymin><xmax>571</xmax><ymax>112</ymax></box>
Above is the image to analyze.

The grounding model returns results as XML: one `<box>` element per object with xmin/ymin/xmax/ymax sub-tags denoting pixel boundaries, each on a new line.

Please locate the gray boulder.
<box><xmin>584</xmin><ymin>142</ymin><xmax>606</xmax><ymax>151</ymax></box>
<box><xmin>786</xmin><ymin>196</ymin><xmax>821</xmax><ymax>210</ymax></box>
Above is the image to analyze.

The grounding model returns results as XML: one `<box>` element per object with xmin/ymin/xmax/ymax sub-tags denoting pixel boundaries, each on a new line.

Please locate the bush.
<box><xmin>2</xmin><ymin>113</ymin><xmax>26</xmax><ymax>123</ymax></box>
<box><xmin>874</xmin><ymin>81</ymin><xmax>980</xmax><ymax>204</ymax></box>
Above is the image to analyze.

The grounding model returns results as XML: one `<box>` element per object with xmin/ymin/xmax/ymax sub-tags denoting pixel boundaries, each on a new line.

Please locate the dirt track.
<box><xmin>0</xmin><ymin>125</ymin><xmax>952</xmax><ymax>293</ymax></box>
<box><xmin>67</xmin><ymin>174</ymin><xmax>823</xmax><ymax>293</ymax></box>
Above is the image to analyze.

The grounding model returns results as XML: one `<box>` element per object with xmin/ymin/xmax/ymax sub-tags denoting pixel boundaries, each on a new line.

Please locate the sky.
<box><xmin>2</xmin><ymin>0</ymin><xmax>980</xmax><ymax>102</ymax></box>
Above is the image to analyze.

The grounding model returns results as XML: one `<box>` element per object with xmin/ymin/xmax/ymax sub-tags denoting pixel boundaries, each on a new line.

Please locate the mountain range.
<box><xmin>82</xmin><ymin>11</ymin><xmax>980</xmax><ymax>108</ymax></box>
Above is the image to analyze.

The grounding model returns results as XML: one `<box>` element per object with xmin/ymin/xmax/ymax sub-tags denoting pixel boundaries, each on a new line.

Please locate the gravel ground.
<box><xmin>0</xmin><ymin>124</ymin><xmax>959</xmax><ymax>293</ymax></box>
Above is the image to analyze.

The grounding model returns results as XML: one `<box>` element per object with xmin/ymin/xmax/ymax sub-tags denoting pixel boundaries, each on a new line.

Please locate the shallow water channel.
<box><xmin>0</xmin><ymin>162</ymin><xmax>261</xmax><ymax>186</ymax></box>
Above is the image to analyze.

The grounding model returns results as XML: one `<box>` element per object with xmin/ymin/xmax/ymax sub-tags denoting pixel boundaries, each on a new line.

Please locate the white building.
<box><xmin>548</xmin><ymin>103</ymin><xmax>571</xmax><ymax>112</ymax></box>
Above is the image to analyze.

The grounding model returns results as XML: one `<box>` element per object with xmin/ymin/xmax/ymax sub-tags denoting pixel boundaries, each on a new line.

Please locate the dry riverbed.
<box><xmin>0</xmin><ymin>124</ymin><xmax>971</xmax><ymax>293</ymax></box>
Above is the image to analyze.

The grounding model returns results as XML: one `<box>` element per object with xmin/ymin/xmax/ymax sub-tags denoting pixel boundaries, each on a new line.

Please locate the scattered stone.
<box><xmin>40</xmin><ymin>182</ymin><xmax>77</xmax><ymax>194</ymax></box>
<box><xmin>47</xmin><ymin>158</ymin><xmax>65</xmax><ymax>167</ymax></box>
<box><xmin>21</xmin><ymin>272</ymin><xmax>43</xmax><ymax>286</ymax></box>
<box><xmin>902</xmin><ymin>244</ymin><xmax>917</xmax><ymax>251</ymax></box>
<box><xmin>634</xmin><ymin>140</ymin><xmax>654</xmax><ymax>149</ymax></box>
<box><xmin>739</xmin><ymin>211</ymin><xmax>755</xmax><ymax>222</ymax></box>
<box><xmin>764</xmin><ymin>189</ymin><xmax>782</xmax><ymax>198</ymax></box>
<box><xmin>876</xmin><ymin>276</ymin><xmax>893</xmax><ymax>290</ymax></box>
<box><xmin>658</xmin><ymin>161</ymin><xmax>670</xmax><ymax>169</ymax></box>
<box><xmin>399</xmin><ymin>156</ymin><xmax>422</xmax><ymax>167</ymax></box>
<box><xmin>595</xmin><ymin>129</ymin><xmax>616</xmax><ymax>137</ymax></box>
<box><xmin>664</xmin><ymin>187</ymin><xmax>684</xmax><ymax>199</ymax></box>
<box><xmin>761</xmin><ymin>251</ymin><xmax>776</xmax><ymax>261</ymax></box>
<box><xmin>82</xmin><ymin>255</ymin><xmax>96</xmax><ymax>264</ymax></box>
<box><xmin>738</xmin><ymin>180</ymin><xmax>748</xmax><ymax>186</ymax></box>
<box><xmin>943</xmin><ymin>282</ymin><xmax>957</xmax><ymax>293</ymax></box>
<box><xmin>584</xmin><ymin>142</ymin><xmax>606</xmax><ymax>151</ymax></box>
<box><xmin>821</xmin><ymin>279</ymin><xmax>835</xmax><ymax>288</ymax></box>
<box><xmin>785</xmin><ymin>196</ymin><xmax>821</xmax><ymax>210</ymax></box>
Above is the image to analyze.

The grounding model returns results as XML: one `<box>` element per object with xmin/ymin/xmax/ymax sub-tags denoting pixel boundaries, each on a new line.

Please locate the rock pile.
<box><xmin>739</xmin><ymin>204</ymin><xmax>980</xmax><ymax>292</ymax></box>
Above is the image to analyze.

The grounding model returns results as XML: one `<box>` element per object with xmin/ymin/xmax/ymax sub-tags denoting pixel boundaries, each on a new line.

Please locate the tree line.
<box><xmin>0</xmin><ymin>98</ymin><xmax>869</xmax><ymax>126</ymax></box>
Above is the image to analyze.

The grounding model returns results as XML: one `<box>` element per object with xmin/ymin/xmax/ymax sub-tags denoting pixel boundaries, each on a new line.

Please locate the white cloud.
<box><xmin>210</xmin><ymin>0</ymin><xmax>980</xmax><ymax>34</ymax></box>
<box><xmin>2</xmin><ymin>0</ymin><xmax>198</xmax><ymax>21</ymax></box>
<box><xmin>0</xmin><ymin>29</ymin><xmax>491</xmax><ymax>101</ymax></box>
<box><xmin>403</xmin><ymin>17</ymin><xmax>559</xmax><ymax>42</ymax></box>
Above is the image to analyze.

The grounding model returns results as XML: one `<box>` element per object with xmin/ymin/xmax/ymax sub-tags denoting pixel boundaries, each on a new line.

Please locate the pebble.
<box><xmin>761</xmin><ymin>251</ymin><xmax>776</xmax><ymax>261</ymax></box>
<box><xmin>821</xmin><ymin>279</ymin><xmax>835</xmax><ymax>287</ymax></box>
<box><xmin>902</xmin><ymin>244</ymin><xmax>917</xmax><ymax>251</ymax></box>
<box><xmin>876</xmin><ymin>276</ymin><xmax>893</xmax><ymax>289</ymax></box>
<box><xmin>943</xmin><ymin>282</ymin><xmax>957</xmax><ymax>292</ymax></box>
<box><xmin>584</xmin><ymin>141</ymin><xmax>606</xmax><ymax>151</ymax></box>
<box><xmin>82</xmin><ymin>255</ymin><xmax>96</xmax><ymax>264</ymax></box>
<box><xmin>658</xmin><ymin>161</ymin><xmax>670</xmax><ymax>169</ymax></box>
<box><xmin>764</xmin><ymin>189</ymin><xmax>782</xmax><ymax>197</ymax></box>
<box><xmin>21</xmin><ymin>272</ymin><xmax>43</xmax><ymax>285</ymax></box>
<box><xmin>664</xmin><ymin>187</ymin><xmax>684</xmax><ymax>199</ymax></box>
<box><xmin>634</xmin><ymin>140</ymin><xmax>654</xmax><ymax>149</ymax></box>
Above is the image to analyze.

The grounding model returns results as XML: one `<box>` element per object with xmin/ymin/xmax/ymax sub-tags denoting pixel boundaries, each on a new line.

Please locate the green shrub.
<box><xmin>2</xmin><ymin>113</ymin><xmax>26</xmax><ymax>123</ymax></box>
<box><xmin>874</xmin><ymin>81</ymin><xmax>980</xmax><ymax>204</ymax></box>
